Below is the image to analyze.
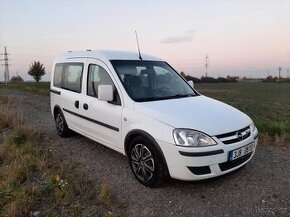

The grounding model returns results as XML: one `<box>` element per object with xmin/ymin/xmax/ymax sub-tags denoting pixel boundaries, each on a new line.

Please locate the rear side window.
<box><xmin>53</xmin><ymin>63</ymin><xmax>83</xmax><ymax>93</ymax></box>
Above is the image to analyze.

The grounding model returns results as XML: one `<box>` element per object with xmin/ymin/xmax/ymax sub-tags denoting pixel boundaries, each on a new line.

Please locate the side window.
<box><xmin>53</xmin><ymin>64</ymin><xmax>63</xmax><ymax>88</ymax></box>
<box><xmin>53</xmin><ymin>63</ymin><xmax>83</xmax><ymax>93</ymax></box>
<box><xmin>87</xmin><ymin>64</ymin><xmax>114</xmax><ymax>97</ymax></box>
<box><xmin>63</xmin><ymin>64</ymin><xmax>83</xmax><ymax>93</ymax></box>
<box><xmin>87</xmin><ymin>64</ymin><xmax>121</xmax><ymax>105</ymax></box>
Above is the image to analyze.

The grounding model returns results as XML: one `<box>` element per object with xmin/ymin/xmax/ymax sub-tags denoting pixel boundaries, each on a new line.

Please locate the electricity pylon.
<box><xmin>0</xmin><ymin>46</ymin><xmax>10</xmax><ymax>84</ymax></box>
<box><xmin>204</xmin><ymin>54</ymin><xmax>210</xmax><ymax>77</ymax></box>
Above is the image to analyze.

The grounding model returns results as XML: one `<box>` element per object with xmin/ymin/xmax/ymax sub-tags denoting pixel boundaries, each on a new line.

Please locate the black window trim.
<box><xmin>86</xmin><ymin>63</ymin><xmax>122</xmax><ymax>106</ymax></box>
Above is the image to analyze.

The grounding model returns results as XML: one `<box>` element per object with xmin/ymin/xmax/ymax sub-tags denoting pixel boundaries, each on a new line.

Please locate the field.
<box><xmin>1</xmin><ymin>81</ymin><xmax>289</xmax><ymax>136</ymax></box>
<box><xmin>0</xmin><ymin>82</ymin><xmax>50</xmax><ymax>96</ymax></box>
<box><xmin>195</xmin><ymin>82</ymin><xmax>290</xmax><ymax>136</ymax></box>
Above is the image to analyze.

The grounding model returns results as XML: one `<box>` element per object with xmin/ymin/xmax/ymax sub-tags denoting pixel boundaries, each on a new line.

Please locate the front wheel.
<box><xmin>128</xmin><ymin>136</ymin><xmax>167</xmax><ymax>187</ymax></box>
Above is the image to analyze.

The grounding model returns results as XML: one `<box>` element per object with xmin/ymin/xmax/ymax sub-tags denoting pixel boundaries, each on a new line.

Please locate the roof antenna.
<box><xmin>135</xmin><ymin>30</ymin><xmax>143</xmax><ymax>60</ymax></box>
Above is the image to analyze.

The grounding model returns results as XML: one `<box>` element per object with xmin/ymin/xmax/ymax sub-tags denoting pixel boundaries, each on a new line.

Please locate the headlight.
<box><xmin>250</xmin><ymin>122</ymin><xmax>257</xmax><ymax>132</ymax></box>
<box><xmin>173</xmin><ymin>129</ymin><xmax>217</xmax><ymax>147</ymax></box>
<box><xmin>250</xmin><ymin>122</ymin><xmax>259</xmax><ymax>139</ymax></box>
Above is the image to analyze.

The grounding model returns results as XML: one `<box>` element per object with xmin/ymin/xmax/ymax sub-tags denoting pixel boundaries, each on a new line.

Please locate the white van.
<box><xmin>50</xmin><ymin>50</ymin><xmax>258</xmax><ymax>187</ymax></box>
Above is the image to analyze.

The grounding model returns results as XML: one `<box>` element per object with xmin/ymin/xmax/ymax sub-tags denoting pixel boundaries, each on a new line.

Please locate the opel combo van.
<box><xmin>50</xmin><ymin>50</ymin><xmax>258</xmax><ymax>187</ymax></box>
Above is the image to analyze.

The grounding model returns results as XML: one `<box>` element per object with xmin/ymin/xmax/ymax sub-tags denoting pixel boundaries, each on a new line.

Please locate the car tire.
<box><xmin>54</xmin><ymin>110</ymin><xmax>71</xmax><ymax>138</ymax></box>
<box><xmin>128</xmin><ymin>135</ymin><xmax>167</xmax><ymax>187</ymax></box>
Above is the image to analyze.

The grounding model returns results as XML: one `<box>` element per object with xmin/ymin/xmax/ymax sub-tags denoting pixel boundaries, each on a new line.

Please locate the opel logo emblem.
<box><xmin>237</xmin><ymin>132</ymin><xmax>243</xmax><ymax>141</ymax></box>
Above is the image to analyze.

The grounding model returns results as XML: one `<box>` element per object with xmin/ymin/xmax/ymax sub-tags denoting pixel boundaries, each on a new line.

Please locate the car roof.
<box><xmin>54</xmin><ymin>50</ymin><xmax>163</xmax><ymax>62</ymax></box>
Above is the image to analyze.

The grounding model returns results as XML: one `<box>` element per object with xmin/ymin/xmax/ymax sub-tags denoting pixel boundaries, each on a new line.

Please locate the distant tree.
<box><xmin>264</xmin><ymin>75</ymin><xmax>281</xmax><ymax>82</ymax></box>
<box><xmin>28</xmin><ymin>61</ymin><xmax>46</xmax><ymax>83</ymax></box>
<box><xmin>226</xmin><ymin>75</ymin><xmax>238</xmax><ymax>82</ymax></box>
<box><xmin>266</xmin><ymin>75</ymin><xmax>273</xmax><ymax>80</ymax></box>
<box><xmin>179</xmin><ymin>71</ymin><xmax>200</xmax><ymax>83</ymax></box>
<box><xmin>10</xmin><ymin>75</ymin><xmax>24</xmax><ymax>83</ymax></box>
<box><xmin>217</xmin><ymin>77</ymin><xmax>227</xmax><ymax>82</ymax></box>
<box><xmin>180</xmin><ymin>71</ymin><xmax>186</xmax><ymax>78</ymax></box>
<box><xmin>201</xmin><ymin>76</ymin><xmax>217</xmax><ymax>83</ymax></box>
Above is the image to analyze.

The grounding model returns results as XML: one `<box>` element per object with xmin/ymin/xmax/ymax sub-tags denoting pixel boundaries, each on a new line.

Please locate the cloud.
<box><xmin>159</xmin><ymin>29</ymin><xmax>196</xmax><ymax>44</ymax></box>
<box><xmin>159</xmin><ymin>36</ymin><xmax>192</xmax><ymax>44</ymax></box>
<box><xmin>186</xmin><ymin>30</ymin><xmax>196</xmax><ymax>34</ymax></box>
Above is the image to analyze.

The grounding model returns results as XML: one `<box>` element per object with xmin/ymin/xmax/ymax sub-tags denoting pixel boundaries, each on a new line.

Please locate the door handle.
<box><xmin>75</xmin><ymin>100</ymin><xmax>79</xmax><ymax>109</ymax></box>
<box><xmin>83</xmin><ymin>103</ymin><xmax>89</xmax><ymax>110</ymax></box>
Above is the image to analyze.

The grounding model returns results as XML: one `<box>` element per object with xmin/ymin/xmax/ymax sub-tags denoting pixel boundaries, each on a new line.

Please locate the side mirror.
<box><xmin>98</xmin><ymin>85</ymin><xmax>113</xmax><ymax>102</ymax></box>
<box><xmin>188</xmin><ymin>80</ymin><xmax>194</xmax><ymax>88</ymax></box>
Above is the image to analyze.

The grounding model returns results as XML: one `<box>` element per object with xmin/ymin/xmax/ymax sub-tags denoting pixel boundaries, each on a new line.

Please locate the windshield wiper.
<box><xmin>137</xmin><ymin>93</ymin><xmax>195</xmax><ymax>102</ymax></box>
<box><xmin>170</xmin><ymin>93</ymin><xmax>195</xmax><ymax>98</ymax></box>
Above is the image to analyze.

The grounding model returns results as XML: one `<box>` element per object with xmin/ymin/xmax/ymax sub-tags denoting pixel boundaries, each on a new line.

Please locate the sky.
<box><xmin>0</xmin><ymin>0</ymin><xmax>289</xmax><ymax>81</ymax></box>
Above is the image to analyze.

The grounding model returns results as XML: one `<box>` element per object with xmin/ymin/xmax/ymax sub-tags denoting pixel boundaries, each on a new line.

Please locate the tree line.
<box><xmin>180</xmin><ymin>72</ymin><xmax>238</xmax><ymax>83</ymax></box>
<box><xmin>180</xmin><ymin>72</ymin><xmax>290</xmax><ymax>83</ymax></box>
<box><xmin>5</xmin><ymin>62</ymin><xmax>290</xmax><ymax>83</ymax></box>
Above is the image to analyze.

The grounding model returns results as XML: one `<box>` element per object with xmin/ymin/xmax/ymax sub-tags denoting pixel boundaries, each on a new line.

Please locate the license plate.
<box><xmin>229</xmin><ymin>142</ymin><xmax>255</xmax><ymax>161</ymax></box>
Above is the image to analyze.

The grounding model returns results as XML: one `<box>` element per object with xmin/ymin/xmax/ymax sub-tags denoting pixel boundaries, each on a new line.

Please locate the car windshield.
<box><xmin>111</xmin><ymin>60</ymin><xmax>197</xmax><ymax>102</ymax></box>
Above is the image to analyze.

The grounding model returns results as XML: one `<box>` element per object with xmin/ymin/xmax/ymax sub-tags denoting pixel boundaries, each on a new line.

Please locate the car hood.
<box><xmin>134</xmin><ymin>95</ymin><xmax>252</xmax><ymax>136</ymax></box>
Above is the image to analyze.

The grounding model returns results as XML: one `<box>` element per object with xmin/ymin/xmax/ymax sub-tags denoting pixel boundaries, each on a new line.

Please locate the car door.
<box><xmin>79</xmin><ymin>59</ymin><xmax>123</xmax><ymax>151</ymax></box>
<box><xmin>52</xmin><ymin>59</ymin><xmax>86</xmax><ymax>132</ymax></box>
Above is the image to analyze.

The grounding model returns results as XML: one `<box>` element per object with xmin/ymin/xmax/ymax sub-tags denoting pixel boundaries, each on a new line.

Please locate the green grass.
<box><xmin>195</xmin><ymin>82</ymin><xmax>290</xmax><ymax>135</ymax></box>
<box><xmin>0</xmin><ymin>82</ymin><xmax>50</xmax><ymax>96</ymax></box>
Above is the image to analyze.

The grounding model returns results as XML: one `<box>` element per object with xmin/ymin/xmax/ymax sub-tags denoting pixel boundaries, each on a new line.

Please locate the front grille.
<box><xmin>187</xmin><ymin>166</ymin><xmax>211</xmax><ymax>175</ymax></box>
<box><xmin>219</xmin><ymin>153</ymin><xmax>252</xmax><ymax>171</ymax></box>
<box><xmin>215</xmin><ymin>126</ymin><xmax>251</xmax><ymax>145</ymax></box>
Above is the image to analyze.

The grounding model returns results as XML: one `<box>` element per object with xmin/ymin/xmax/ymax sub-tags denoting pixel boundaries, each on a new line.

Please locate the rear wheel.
<box><xmin>54</xmin><ymin>110</ymin><xmax>71</xmax><ymax>137</ymax></box>
<box><xmin>128</xmin><ymin>136</ymin><xmax>167</xmax><ymax>187</ymax></box>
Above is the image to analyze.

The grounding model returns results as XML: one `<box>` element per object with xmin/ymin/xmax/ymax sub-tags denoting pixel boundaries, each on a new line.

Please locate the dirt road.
<box><xmin>1</xmin><ymin>89</ymin><xmax>289</xmax><ymax>217</ymax></box>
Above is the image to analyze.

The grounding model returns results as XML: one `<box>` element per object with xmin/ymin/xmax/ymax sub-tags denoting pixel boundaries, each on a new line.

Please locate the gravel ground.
<box><xmin>1</xmin><ymin>89</ymin><xmax>289</xmax><ymax>217</ymax></box>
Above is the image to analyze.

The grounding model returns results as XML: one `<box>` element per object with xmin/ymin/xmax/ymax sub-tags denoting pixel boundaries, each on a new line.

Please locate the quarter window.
<box><xmin>53</xmin><ymin>64</ymin><xmax>63</xmax><ymax>88</ymax></box>
<box><xmin>53</xmin><ymin>63</ymin><xmax>83</xmax><ymax>93</ymax></box>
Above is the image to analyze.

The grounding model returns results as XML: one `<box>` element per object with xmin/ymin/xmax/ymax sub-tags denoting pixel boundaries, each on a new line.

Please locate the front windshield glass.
<box><xmin>111</xmin><ymin>60</ymin><xmax>197</xmax><ymax>102</ymax></box>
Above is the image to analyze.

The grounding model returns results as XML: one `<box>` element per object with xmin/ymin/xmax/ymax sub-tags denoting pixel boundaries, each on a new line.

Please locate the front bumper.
<box><xmin>157</xmin><ymin>133</ymin><xmax>258</xmax><ymax>181</ymax></box>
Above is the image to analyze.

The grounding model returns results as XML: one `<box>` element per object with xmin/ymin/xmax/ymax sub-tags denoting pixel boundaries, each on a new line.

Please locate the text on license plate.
<box><xmin>229</xmin><ymin>142</ymin><xmax>255</xmax><ymax>161</ymax></box>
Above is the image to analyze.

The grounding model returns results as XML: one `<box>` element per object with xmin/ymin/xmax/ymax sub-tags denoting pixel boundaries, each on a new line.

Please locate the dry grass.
<box><xmin>0</xmin><ymin>98</ymin><xmax>128</xmax><ymax>217</ymax></box>
<box><xmin>0</xmin><ymin>82</ymin><xmax>50</xmax><ymax>96</ymax></box>
<box><xmin>99</xmin><ymin>183</ymin><xmax>112</xmax><ymax>205</ymax></box>
<box><xmin>259</xmin><ymin>133</ymin><xmax>290</xmax><ymax>151</ymax></box>
<box><xmin>0</xmin><ymin>124</ymin><xmax>43</xmax><ymax>216</ymax></box>
<box><xmin>0</xmin><ymin>98</ymin><xmax>26</xmax><ymax>130</ymax></box>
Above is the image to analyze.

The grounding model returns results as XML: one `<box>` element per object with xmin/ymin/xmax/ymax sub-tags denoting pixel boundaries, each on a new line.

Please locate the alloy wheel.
<box><xmin>131</xmin><ymin>144</ymin><xmax>155</xmax><ymax>181</ymax></box>
<box><xmin>55</xmin><ymin>113</ymin><xmax>64</xmax><ymax>134</ymax></box>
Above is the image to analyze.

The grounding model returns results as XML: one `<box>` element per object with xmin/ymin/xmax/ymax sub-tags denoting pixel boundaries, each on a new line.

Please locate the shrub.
<box><xmin>10</xmin><ymin>75</ymin><xmax>24</xmax><ymax>83</ymax></box>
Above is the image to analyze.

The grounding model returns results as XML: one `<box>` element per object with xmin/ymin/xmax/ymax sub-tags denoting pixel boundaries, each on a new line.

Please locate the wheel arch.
<box><xmin>53</xmin><ymin>105</ymin><xmax>62</xmax><ymax>118</ymax></box>
<box><xmin>124</xmin><ymin>129</ymin><xmax>170</xmax><ymax>176</ymax></box>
